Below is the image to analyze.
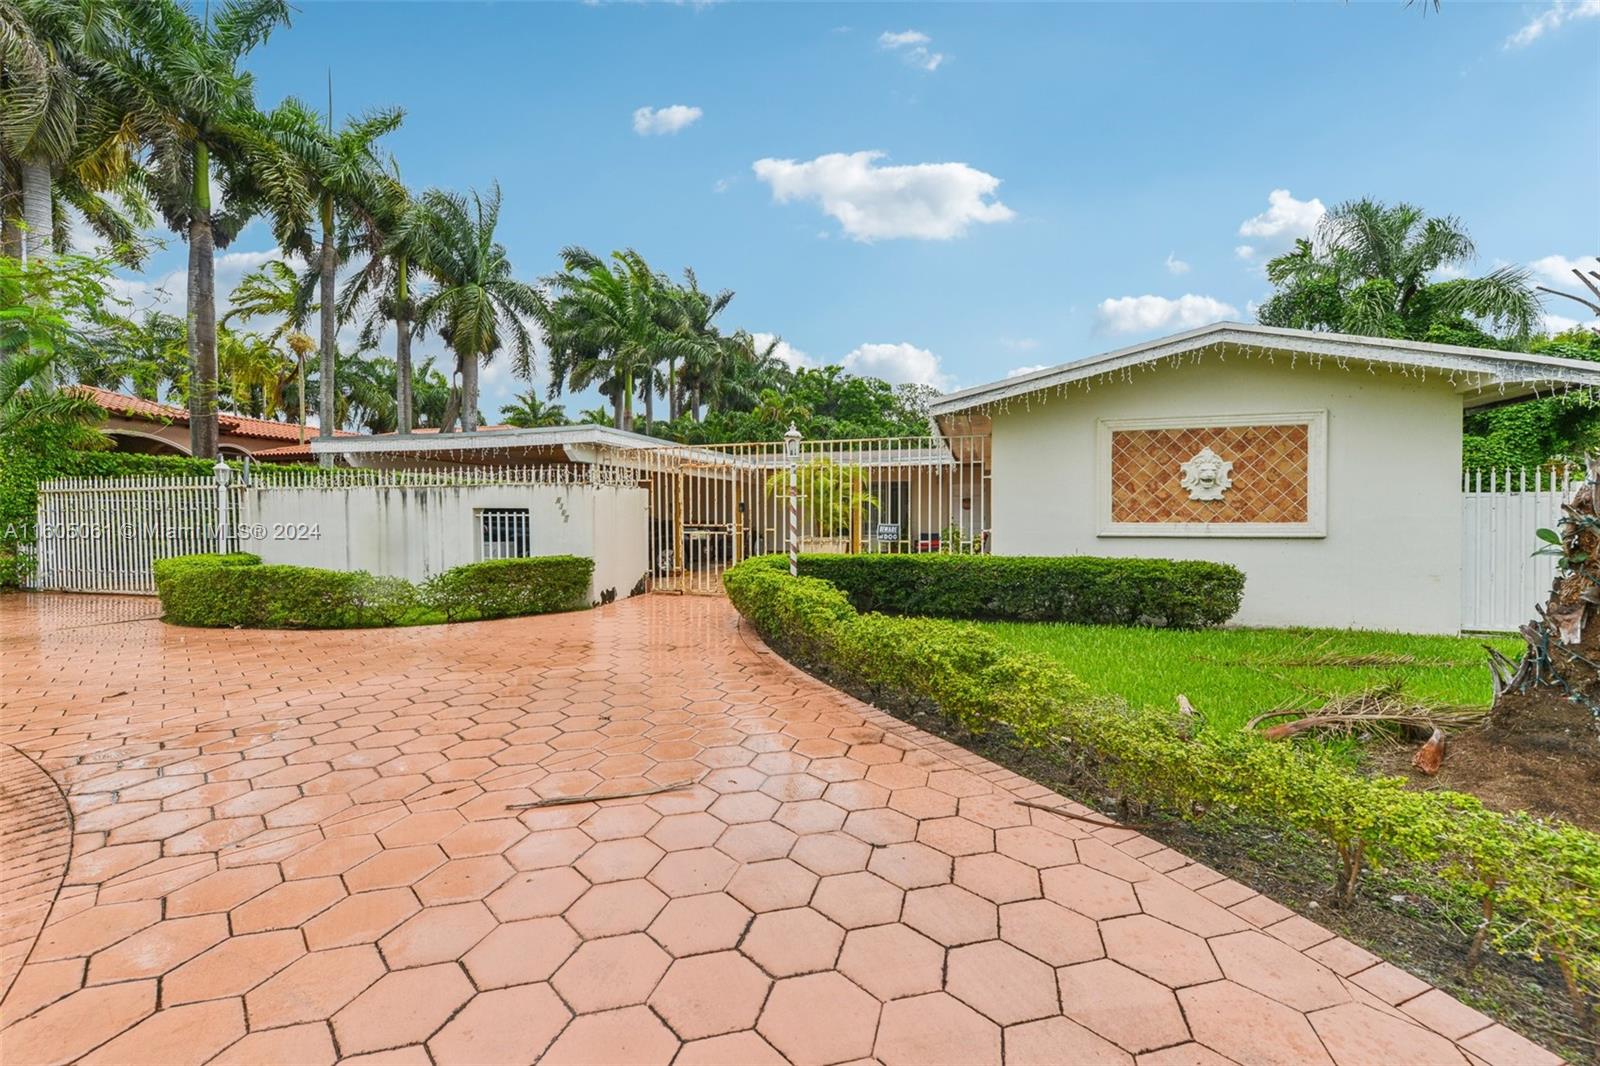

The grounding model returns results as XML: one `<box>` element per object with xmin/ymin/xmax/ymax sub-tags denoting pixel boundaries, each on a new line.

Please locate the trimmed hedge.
<box><xmin>154</xmin><ymin>554</ymin><xmax>593</xmax><ymax>629</ymax></box>
<box><xmin>723</xmin><ymin>556</ymin><xmax>1600</xmax><ymax>1014</ymax></box>
<box><xmin>770</xmin><ymin>553</ymin><xmax>1244</xmax><ymax>628</ymax></box>
<box><xmin>421</xmin><ymin>557</ymin><xmax>595</xmax><ymax>622</ymax></box>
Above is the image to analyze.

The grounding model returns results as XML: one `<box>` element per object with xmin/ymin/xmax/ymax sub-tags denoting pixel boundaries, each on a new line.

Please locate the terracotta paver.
<box><xmin>0</xmin><ymin>592</ymin><xmax>1561</xmax><ymax>1064</ymax></box>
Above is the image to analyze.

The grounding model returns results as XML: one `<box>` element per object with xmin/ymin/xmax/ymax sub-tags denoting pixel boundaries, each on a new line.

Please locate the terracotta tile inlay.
<box><xmin>1110</xmin><ymin>422</ymin><xmax>1310</xmax><ymax>524</ymax></box>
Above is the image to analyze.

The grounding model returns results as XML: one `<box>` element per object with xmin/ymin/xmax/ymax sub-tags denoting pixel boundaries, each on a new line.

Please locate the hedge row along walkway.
<box><xmin>0</xmin><ymin>592</ymin><xmax>1562</xmax><ymax>1066</ymax></box>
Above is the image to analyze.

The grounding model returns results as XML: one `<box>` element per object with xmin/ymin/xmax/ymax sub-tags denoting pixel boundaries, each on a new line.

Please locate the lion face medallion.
<box><xmin>1179</xmin><ymin>447</ymin><xmax>1233</xmax><ymax>501</ymax></box>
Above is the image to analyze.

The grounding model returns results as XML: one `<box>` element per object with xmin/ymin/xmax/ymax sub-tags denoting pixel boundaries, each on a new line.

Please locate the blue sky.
<box><xmin>108</xmin><ymin>0</ymin><xmax>1600</xmax><ymax>421</ymax></box>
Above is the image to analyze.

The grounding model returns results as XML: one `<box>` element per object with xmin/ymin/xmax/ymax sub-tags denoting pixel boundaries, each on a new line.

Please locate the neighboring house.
<box><xmin>76</xmin><ymin>386</ymin><xmax>355</xmax><ymax>461</ymax></box>
<box><xmin>930</xmin><ymin>322</ymin><xmax>1600</xmax><ymax>634</ymax></box>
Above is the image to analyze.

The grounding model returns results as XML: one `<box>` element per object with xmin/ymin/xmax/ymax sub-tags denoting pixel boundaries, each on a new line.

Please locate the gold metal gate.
<box><xmin>609</xmin><ymin>434</ymin><xmax>991</xmax><ymax>595</ymax></box>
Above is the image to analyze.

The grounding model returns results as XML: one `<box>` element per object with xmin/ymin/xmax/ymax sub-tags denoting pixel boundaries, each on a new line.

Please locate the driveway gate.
<box><xmin>31</xmin><ymin>475</ymin><xmax>242</xmax><ymax>595</ymax></box>
<box><xmin>616</xmin><ymin>434</ymin><xmax>992</xmax><ymax>595</ymax></box>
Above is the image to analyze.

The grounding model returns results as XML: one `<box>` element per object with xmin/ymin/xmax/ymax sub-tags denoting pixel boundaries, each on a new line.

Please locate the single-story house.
<box><xmin>929</xmin><ymin>321</ymin><xmax>1600</xmax><ymax>634</ymax></box>
<box><xmin>292</xmin><ymin>322</ymin><xmax>1599</xmax><ymax>631</ymax></box>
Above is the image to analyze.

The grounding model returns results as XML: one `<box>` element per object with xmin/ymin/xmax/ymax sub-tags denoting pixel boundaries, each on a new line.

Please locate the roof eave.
<box><xmin>308</xmin><ymin>424</ymin><xmax>668</xmax><ymax>456</ymax></box>
<box><xmin>930</xmin><ymin>322</ymin><xmax>1600</xmax><ymax>416</ymax></box>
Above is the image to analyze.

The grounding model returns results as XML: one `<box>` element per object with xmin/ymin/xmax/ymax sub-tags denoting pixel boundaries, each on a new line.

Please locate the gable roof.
<box><xmin>930</xmin><ymin>321</ymin><xmax>1600</xmax><ymax>416</ymax></box>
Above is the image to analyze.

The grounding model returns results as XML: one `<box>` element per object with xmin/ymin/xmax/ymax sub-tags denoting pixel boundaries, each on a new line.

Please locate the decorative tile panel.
<box><xmin>1110</xmin><ymin>423</ymin><xmax>1310</xmax><ymax>525</ymax></box>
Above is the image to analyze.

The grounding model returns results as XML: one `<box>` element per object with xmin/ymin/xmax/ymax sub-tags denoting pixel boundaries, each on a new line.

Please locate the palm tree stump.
<box><xmin>1488</xmin><ymin>465</ymin><xmax>1600</xmax><ymax>756</ymax></box>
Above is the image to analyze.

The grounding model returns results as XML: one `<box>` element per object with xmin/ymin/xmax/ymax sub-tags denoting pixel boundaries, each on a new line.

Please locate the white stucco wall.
<box><xmin>241</xmin><ymin>484</ymin><xmax>649</xmax><ymax>604</ymax></box>
<box><xmin>987</xmin><ymin>354</ymin><xmax>1463</xmax><ymax>633</ymax></box>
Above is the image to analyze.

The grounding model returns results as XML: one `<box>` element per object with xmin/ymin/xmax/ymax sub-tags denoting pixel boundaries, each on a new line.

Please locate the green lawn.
<box><xmin>981</xmin><ymin>622</ymin><xmax>1524</xmax><ymax>733</ymax></box>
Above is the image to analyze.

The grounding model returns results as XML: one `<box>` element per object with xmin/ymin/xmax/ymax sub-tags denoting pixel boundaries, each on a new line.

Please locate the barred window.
<box><xmin>477</xmin><ymin>508</ymin><xmax>531</xmax><ymax>560</ymax></box>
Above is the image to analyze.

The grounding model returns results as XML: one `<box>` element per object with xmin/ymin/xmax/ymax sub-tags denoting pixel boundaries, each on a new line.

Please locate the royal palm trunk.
<box><xmin>19</xmin><ymin>160</ymin><xmax>52</xmax><ymax>263</ymax></box>
<box><xmin>186</xmin><ymin>145</ymin><xmax>218</xmax><ymax>459</ymax></box>
<box><xmin>317</xmin><ymin>194</ymin><xmax>336</xmax><ymax>448</ymax></box>
<box><xmin>460</xmin><ymin>355</ymin><xmax>479</xmax><ymax>431</ymax></box>
<box><xmin>394</xmin><ymin>259</ymin><xmax>412</xmax><ymax>432</ymax></box>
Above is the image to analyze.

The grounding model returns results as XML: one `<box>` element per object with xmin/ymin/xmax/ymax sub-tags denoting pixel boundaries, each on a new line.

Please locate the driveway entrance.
<box><xmin>0</xmin><ymin>593</ymin><xmax>1551</xmax><ymax>1065</ymax></box>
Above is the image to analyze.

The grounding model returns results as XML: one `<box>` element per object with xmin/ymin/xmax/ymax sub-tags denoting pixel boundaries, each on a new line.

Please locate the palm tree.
<box><xmin>223</xmin><ymin>259</ymin><xmax>315</xmax><ymax>440</ymax></box>
<box><xmin>500</xmin><ymin>390</ymin><xmax>566</xmax><ymax>428</ymax></box>
<box><xmin>1259</xmin><ymin>198</ymin><xmax>1542</xmax><ymax>341</ymax></box>
<box><xmin>110</xmin><ymin>0</ymin><xmax>307</xmax><ymax>458</ymax></box>
<box><xmin>701</xmin><ymin>329</ymin><xmax>789</xmax><ymax>416</ymax></box>
<box><xmin>340</xmin><ymin>164</ymin><xmax>429</xmax><ymax>433</ymax></box>
<box><xmin>0</xmin><ymin>0</ymin><xmax>150</xmax><ymax>266</ymax></box>
<box><xmin>408</xmin><ymin>355</ymin><xmax>451</xmax><ymax>428</ymax></box>
<box><xmin>541</xmin><ymin>247</ymin><xmax>698</xmax><ymax>432</ymax></box>
<box><xmin>260</xmin><ymin>98</ymin><xmax>400</xmax><ymax>446</ymax></box>
<box><xmin>666</xmin><ymin>267</ymin><xmax>732</xmax><ymax>420</ymax></box>
<box><xmin>412</xmin><ymin>183</ymin><xmax>541</xmax><ymax>432</ymax></box>
<box><xmin>217</xmin><ymin>327</ymin><xmax>293</xmax><ymax>418</ymax></box>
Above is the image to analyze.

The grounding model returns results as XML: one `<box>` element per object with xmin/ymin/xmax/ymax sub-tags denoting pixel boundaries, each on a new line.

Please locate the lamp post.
<box><xmin>213</xmin><ymin>459</ymin><xmax>233</xmax><ymax>555</ymax></box>
<box><xmin>784</xmin><ymin>422</ymin><xmax>801</xmax><ymax>577</ymax></box>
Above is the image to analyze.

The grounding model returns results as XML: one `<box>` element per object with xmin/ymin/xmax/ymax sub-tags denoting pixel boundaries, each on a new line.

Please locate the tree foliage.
<box><xmin>1256</xmin><ymin>197</ymin><xmax>1597</xmax><ymax>469</ymax></box>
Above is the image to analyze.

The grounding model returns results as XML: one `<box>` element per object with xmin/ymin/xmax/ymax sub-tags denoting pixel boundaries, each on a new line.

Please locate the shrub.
<box><xmin>723</xmin><ymin>556</ymin><xmax>1600</xmax><ymax>1012</ymax></box>
<box><xmin>420</xmin><ymin>556</ymin><xmax>593</xmax><ymax>622</ymax></box>
<box><xmin>154</xmin><ymin>554</ymin><xmax>592</xmax><ymax>629</ymax></box>
<box><xmin>766</xmin><ymin>553</ymin><xmax>1245</xmax><ymax>628</ymax></box>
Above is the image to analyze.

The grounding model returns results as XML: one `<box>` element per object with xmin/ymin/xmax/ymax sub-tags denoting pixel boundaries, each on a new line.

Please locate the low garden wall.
<box><xmin>723</xmin><ymin>555</ymin><xmax>1600</xmax><ymax>1017</ymax></box>
<box><xmin>154</xmin><ymin>553</ymin><xmax>594</xmax><ymax>629</ymax></box>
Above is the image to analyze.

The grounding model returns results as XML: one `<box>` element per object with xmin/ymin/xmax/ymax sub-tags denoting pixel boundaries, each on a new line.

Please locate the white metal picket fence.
<box><xmin>27</xmin><ymin>463</ymin><xmax>621</xmax><ymax>595</ymax></box>
<box><xmin>28</xmin><ymin>454</ymin><xmax>1585</xmax><ymax>630</ymax></box>
<box><xmin>1460</xmin><ymin>466</ymin><xmax>1582</xmax><ymax>632</ymax></box>
<box><xmin>31</xmin><ymin>475</ymin><xmax>244</xmax><ymax>595</ymax></box>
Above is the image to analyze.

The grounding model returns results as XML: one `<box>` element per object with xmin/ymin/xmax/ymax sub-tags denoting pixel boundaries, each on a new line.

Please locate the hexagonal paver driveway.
<box><xmin>0</xmin><ymin>593</ymin><xmax>1560</xmax><ymax>1065</ymax></box>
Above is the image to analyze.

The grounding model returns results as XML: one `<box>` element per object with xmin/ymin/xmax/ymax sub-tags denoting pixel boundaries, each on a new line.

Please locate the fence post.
<box><xmin>213</xmin><ymin>460</ymin><xmax>233</xmax><ymax>555</ymax></box>
<box><xmin>784</xmin><ymin>422</ymin><xmax>801</xmax><ymax>577</ymax></box>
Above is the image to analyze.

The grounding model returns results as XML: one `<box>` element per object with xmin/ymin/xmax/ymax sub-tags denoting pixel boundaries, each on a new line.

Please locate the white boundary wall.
<box><xmin>243</xmin><ymin>482</ymin><xmax>649</xmax><ymax>602</ymax></box>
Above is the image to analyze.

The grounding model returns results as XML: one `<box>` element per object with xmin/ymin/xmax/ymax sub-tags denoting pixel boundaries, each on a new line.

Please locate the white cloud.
<box><xmin>1541</xmin><ymin>312</ymin><xmax>1600</xmax><ymax>335</ymax></box>
<box><xmin>632</xmin><ymin>104</ymin><xmax>703</xmax><ymax>136</ymax></box>
<box><xmin>879</xmin><ymin>29</ymin><xmax>929</xmax><ymax>47</ymax></box>
<box><xmin>1532</xmin><ymin>256</ymin><xmax>1600</xmax><ymax>336</ymax></box>
<box><xmin>109</xmin><ymin>247</ymin><xmax>287</xmax><ymax>319</ymax></box>
<box><xmin>840</xmin><ymin>342</ymin><xmax>952</xmax><ymax>389</ymax></box>
<box><xmin>1006</xmin><ymin>364</ymin><xmax>1048</xmax><ymax>379</ymax></box>
<box><xmin>1506</xmin><ymin>0</ymin><xmax>1600</xmax><ymax>47</ymax></box>
<box><xmin>999</xmin><ymin>337</ymin><xmax>1039</xmax><ymax>352</ymax></box>
<box><xmin>878</xmin><ymin>28</ymin><xmax>945</xmax><ymax>71</ymax></box>
<box><xmin>1095</xmin><ymin>294</ymin><xmax>1240</xmax><ymax>334</ymax></box>
<box><xmin>1238</xmin><ymin>189</ymin><xmax>1325</xmax><ymax>242</ymax></box>
<box><xmin>1530</xmin><ymin>254</ymin><xmax>1600</xmax><ymax>286</ymax></box>
<box><xmin>1164</xmin><ymin>252</ymin><xmax>1191</xmax><ymax>275</ymax></box>
<box><xmin>750</xmin><ymin>331</ymin><xmax>814</xmax><ymax>371</ymax></box>
<box><xmin>751</xmin><ymin>150</ymin><xmax>1014</xmax><ymax>241</ymax></box>
<box><xmin>1234</xmin><ymin>244</ymin><xmax>1255</xmax><ymax>261</ymax></box>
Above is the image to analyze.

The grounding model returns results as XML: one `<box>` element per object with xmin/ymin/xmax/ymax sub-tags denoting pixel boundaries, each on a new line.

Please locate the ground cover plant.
<box><xmin>724</xmin><ymin>554</ymin><xmax>1600</xmax><ymax>1053</ymax></box>
<box><xmin>154</xmin><ymin>553</ymin><xmax>593</xmax><ymax>628</ymax></box>
<box><xmin>986</xmin><ymin>622</ymin><xmax>1524</xmax><ymax>733</ymax></box>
